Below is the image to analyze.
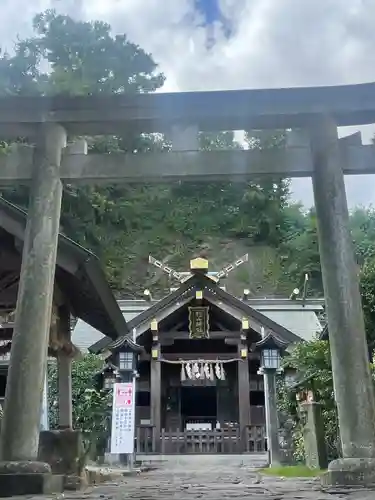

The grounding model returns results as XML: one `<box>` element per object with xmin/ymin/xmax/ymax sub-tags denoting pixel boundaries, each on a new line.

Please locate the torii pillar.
<box><xmin>310</xmin><ymin>118</ymin><xmax>375</xmax><ymax>485</ymax></box>
<box><xmin>0</xmin><ymin>124</ymin><xmax>66</xmax><ymax>494</ymax></box>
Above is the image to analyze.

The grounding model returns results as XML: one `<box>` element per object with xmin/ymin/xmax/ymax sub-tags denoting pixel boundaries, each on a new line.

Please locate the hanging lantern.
<box><xmin>254</xmin><ymin>332</ymin><xmax>288</xmax><ymax>371</ymax></box>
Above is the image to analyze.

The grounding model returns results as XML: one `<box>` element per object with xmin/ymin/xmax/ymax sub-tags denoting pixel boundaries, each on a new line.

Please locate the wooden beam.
<box><xmin>0</xmin><ymin>82</ymin><xmax>375</xmax><ymax>137</ymax></box>
<box><xmin>150</xmin><ymin>351</ymin><xmax>161</xmax><ymax>452</ymax></box>
<box><xmin>160</xmin><ymin>331</ymin><xmax>240</xmax><ymax>340</ymax></box>
<box><xmin>238</xmin><ymin>357</ymin><xmax>251</xmax><ymax>447</ymax></box>
<box><xmin>1</xmin><ymin>142</ymin><xmax>375</xmax><ymax>185</ymax></box>
<box><xmin>225</xmin><ymin>338</ymin><xmax>241</xmax><ymax>346</ymax></box>
<box><xmin>159</xmin><ymin>339</ymin><xmax>175</xmax><ymax>346</ymax></box>
<box><xmin>43</xmin><ymin>143</ymin><xmax>375</xmax><ymax>180</ymax></box>
<box><xmin>162</xmin><ymin>353</ymin><xmax>237</xmax><ymax>361</ymax></box>
<box><xmin>0</xmin><ymin>272</ymin><xmax>19</xmax><ymax>292</ymax></box>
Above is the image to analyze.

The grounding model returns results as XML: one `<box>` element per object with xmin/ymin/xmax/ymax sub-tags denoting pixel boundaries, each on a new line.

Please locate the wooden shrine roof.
<box><xmin>0</xmin><ymin>198</ymin><xmax>128</xmax><ymax>340</ymax></box>
<box><xmin>90</xmin><ymin>272</ymin><xmax>301</xmax><ymax>354</ymax></box>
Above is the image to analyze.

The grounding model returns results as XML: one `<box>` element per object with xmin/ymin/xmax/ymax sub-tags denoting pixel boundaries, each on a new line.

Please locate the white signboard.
<box><xmin>110</xmin><ymin>382</ymin><xmax>135</xmax><ymax>454</ymax></box>
<box><xmin>186</xmin><ymin>422</ymin><xmax>212</xmax><ymax>431</ymax></box>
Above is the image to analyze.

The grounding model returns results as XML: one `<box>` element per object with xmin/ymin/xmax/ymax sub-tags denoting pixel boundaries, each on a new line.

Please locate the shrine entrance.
<box><xmin>180</xmin><ymin>386</ymin><xmax>217</xmax><ymax>430</ymax></box>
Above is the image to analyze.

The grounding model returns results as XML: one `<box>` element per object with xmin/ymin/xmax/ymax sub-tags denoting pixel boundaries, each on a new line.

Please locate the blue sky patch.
<box><xmin>194</xmin><ymin>0</ymin><xmax>221</xmax><ymax>25</ymax></box>
<box><xmin>193</xmin><ymin>0</ymin><xmax>233</xmax><ymax>46</ymax></box>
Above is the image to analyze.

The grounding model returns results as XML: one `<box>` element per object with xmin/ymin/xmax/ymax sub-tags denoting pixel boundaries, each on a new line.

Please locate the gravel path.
<box><xmin>4</xmin><ymin>464</ymin><xmax>375</xmax><ymax>499</ymax></box>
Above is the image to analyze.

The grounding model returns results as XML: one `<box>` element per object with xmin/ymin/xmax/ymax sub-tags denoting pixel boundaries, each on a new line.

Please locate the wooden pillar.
<box><xmin>150</xmin><ymin>319</ymin><xmax>161</xmax><ymax>452</ymax></box>
<box><xmin>238</xmin><ymin>318</ymin><xmax>250</xmax><ymax>451</ymax></box>
<box><xmin>0</xmin><ymin>124</ymin><xmax>66</xmax><ymax>462</ymax></box>
<box><xmin>310</xmin><ymin>119</ymin><xmax>375</xmax><ymax>461</ymax></box>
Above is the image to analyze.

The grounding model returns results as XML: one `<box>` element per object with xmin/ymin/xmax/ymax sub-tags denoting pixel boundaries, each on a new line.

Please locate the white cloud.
<box><xmin>2</xmin><ymin>0</ymin><xmax>375</xmax><ymax>207</ymax></box>
<box><xmin>81</xmin><ymin>0</ymin><xmax>375</xmax><ymax>91</ymax></box>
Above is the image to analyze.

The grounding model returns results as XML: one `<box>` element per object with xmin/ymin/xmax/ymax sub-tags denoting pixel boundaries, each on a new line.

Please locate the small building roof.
<box><xmin>108</xmin><ymin>335</ymin><xmax>144</xmax><ymax>353</ymax></box>
<box><xmin>0</xmin><ymin>197</ymin><xmax>128</xmax><ymax>340</ymax></box>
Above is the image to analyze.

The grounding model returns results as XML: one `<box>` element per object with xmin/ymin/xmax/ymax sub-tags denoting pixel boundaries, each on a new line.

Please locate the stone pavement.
<box><xmin>4</xmin><ymin>464</ymin><xmax>375</xmax><ymax>500</ymax></box>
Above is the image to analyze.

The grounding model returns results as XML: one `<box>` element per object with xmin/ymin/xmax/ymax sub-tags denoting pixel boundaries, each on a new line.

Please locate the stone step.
<box><xmin>135</xmin><ymin>453</ymin><xmax>269</xmax><ymax>471</ymax></box>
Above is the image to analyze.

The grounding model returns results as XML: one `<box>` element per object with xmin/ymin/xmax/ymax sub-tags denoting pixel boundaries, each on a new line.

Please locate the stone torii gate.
<box><xmin>0</xmin><ymin>82</ymin><xmax>375</xmax><ymax>487</ymax></box>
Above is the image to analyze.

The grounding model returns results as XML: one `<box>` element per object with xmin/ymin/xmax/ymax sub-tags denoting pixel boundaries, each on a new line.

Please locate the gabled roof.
<box><xmin>254</xmin><ymin>331</ymin><xmax>289</xmax><ymax>351</ymax></box>
<box><xmin>90</xmin><ymin>272</ymin><xmax>302</xmax><ymax>353</ymax></box>
<box><xmin>90</xmin><ymin>275</ymin><xmax>197</xmax><ymax>353</ymax></box>
<box><xmin>199</xmin><ymin>275</ymin><xmax>300</xmax><ymax>343</ymax></box>
<box><xmin>109</xmin><ymin>335</ymin><xmax>144</xmax><ymax>353</ymax></box>
<box><xmin>0</xmin><ymin>197</ymin><xmax>128</xmax><ymax>340</ymax></box>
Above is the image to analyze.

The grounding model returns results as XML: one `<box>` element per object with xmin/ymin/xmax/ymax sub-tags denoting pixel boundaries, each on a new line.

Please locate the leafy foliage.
<box><xmin>0</xmin><ymin>10</ymin><xmax>300</xmax><ymax>298</ymax></box>
<box><xmin>278</xmin><ymin>340</ymin><xmax>339</xmax><ymax>461</ymax></box>
<box><xmin>281</xmin><ymin>209</ymin><xmax>322</xmax><ymax>295</ymax></box>
<box><xmin>360</xmin><ymin>259</ymin><xmax>375</xmax><ymax>353</ymax></box>
<box><xmin>278</xmin><ymin>339</ymin><xmax>375</xmax><ymax>462</ymax></box>
<box><xmin>48</xmin><ymin>354</ymin><xmax>111</xmax><ymax>454</ymax></box>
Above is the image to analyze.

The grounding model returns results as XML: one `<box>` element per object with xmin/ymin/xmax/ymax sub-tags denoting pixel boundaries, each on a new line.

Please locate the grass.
<box><xmin>259</xmin><ymin>465</ymin><xmax>324</xmax><ymax>478</ymax></box>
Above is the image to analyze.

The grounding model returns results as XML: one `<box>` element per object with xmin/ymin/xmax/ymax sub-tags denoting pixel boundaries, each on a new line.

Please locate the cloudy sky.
<box><xmin>2</xmin><ymin>0</ymin><xmax>375</xmax><ymax>208</ymax></box>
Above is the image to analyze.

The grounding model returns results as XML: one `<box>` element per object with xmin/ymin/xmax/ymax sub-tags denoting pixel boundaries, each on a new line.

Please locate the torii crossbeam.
<box><xmin>0</xmin><ymin>82</ymin><xmax>374</xmax><ymax>488</ymax></box>
<box><xmin>0</xmin><ymin>131</ymin><xmax>373</xmax><ymax>184</ymax></box>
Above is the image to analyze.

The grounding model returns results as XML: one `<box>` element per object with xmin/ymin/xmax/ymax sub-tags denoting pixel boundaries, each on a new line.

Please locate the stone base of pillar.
<box><xmin>38</xmin><ymin>429</ymin><xmax>84</xmax><ymax>490</ymax></box>
<box><xmin>0</xmin><ymin>461</ymin><xmax>63</xmax><ymax>497</ymax></box>
<box><xmin>321</xmin><ymin>458</ymin><xmax>375</xmax><ymax>487</ymax></box>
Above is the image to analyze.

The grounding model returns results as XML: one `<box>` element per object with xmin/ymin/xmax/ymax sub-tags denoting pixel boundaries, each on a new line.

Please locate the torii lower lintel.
<box><xmin>0</xmin><ymin>135</ymin><xmax>374</xmax><ymax>185</ymax></box>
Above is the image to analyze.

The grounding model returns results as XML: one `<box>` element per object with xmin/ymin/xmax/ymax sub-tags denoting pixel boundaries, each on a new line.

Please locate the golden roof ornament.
<box><xmin>148</xmin><ymin>253</ymin><xmax>248</xmax><ymax>284</ymax></box>
<box><xmin>190</xmin><ymin>257</ymin><xmax>209</xmax><ymax>273</ymax></box>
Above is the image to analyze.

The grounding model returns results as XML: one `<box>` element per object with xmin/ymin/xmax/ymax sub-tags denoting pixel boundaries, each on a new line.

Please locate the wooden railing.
<box><xmin>135</xmin><ymin>425</ymin><xmax>266</xmax><ymax>454</ymax></box>
<box><xmin>136</xmin><ymin>425</ymin><xmax>156</xmax><ymax>453</ymax></box>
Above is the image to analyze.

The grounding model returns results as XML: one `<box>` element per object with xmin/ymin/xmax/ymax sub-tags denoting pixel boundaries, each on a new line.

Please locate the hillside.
<box><xmin>2</xmin><ymin>10</ymin><xmax>375</xmax><ymax>305</ymax></box>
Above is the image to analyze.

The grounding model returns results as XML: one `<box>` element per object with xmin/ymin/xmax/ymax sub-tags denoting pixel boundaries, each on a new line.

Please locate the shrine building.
<box><xmin>77</xmin><ymin>256</ymin><xmax>324</xmax><ymax>455</ymax></box>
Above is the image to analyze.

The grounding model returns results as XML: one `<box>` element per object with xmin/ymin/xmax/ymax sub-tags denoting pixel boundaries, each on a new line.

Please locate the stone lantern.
<box><xmin>254</xmin><ymin>331</ymin><xmax>288</xmax><ymax>467</ymax></box>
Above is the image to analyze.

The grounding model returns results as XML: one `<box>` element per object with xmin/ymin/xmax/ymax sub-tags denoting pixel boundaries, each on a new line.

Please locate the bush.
<box><xmin>279</xmin><ymin>340</ymin><xmax>375</xmax><ymax>462</ymax></box>
<box><xmin>47</xmin><ymin>354</ymin><xmax>112</xmax><ymax>457</ymax></box>
<box><xmin>278</xmin><ymin>339</ymin><xmax>340</xmax><ymax>462</ymax></box>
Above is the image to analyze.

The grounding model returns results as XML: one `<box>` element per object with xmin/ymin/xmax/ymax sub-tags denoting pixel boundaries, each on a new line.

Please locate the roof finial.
<box><xmin>190</xmin><ymin>257</ymin><xmax>209</xmax><ymax>274</ymax></box>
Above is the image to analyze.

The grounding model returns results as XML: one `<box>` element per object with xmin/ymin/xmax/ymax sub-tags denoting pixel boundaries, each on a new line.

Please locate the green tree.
<box><xmin>239</xmin><ymin>130</ymin><xmax>291</xmax><ymax>246</ymax></box>
<box><xmin>1</xmin><ymin>9</ymin><xmax>165</xmax><ymax>97</ymax></box>
<box><xmin>280</xmin><ymin>206</ymin><xmax>375</xmax><ymax>298</ymax></box>
<box><xmin>279</xmin><ymin>340</ymin><xmax>340</xmax><ymax>461</ymax></box>
<box><xmin>279</xmin><ymin>338</ymin><xmax>375</xmax><ymax>462</ymax></box>
<box><xmin>281</xmin><ymin>209</ymin><xmax>322</xmax><ymax>295</ymax></box>
<box><xmin>48</xmin><ymin>354</ymin><xmax>111</xmax><ymax>454</ymax></box>
<box><xmin>360</xmin><ymin>258</ymin><xmax>375</xmax><ymax>353</ymax></box>
<box><xmin>350</xmin><ymin>207</ymin><xmax>375</xmax><ymax>265</ymax></box>
<box><xmin>0</xmin><ymin>10</ymin><xmax>169</xmax><ymax>294</ymax></box>
<box><xmin>0</xmin><ymin>13</ymin><xmax>298</xmax><ymax>297</ymax></box>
